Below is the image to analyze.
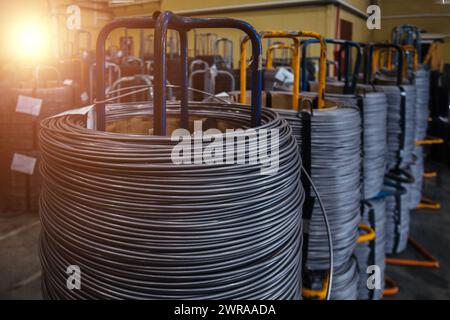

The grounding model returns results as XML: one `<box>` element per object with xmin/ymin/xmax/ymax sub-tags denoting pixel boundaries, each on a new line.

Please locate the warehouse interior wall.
<box><xmin>373</xmin><ymin>0</ymin><xmax>450</xmax><ymax>63</ymax></box>
<box><xmin>2</xmin><ymin>1</ymin><xmax>448</xmax><ymax>67</ymax></box>
<box><xmin>0</xmin><ymin>0</ymin><xmax>113</xmax><ymax>67</ymax></box>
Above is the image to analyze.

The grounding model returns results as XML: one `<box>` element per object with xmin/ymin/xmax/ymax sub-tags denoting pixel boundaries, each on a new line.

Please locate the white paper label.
<box><xmin>63</xmin><ymin>79</ymin><xmax>74</xmax><ymax>86</ymax></box>
<box><xmin>275</xmin><ymin>67</ymin><xmax>294</xmax><ymax>85</ymax></box>
<box><xmin>51</xmin><ymin>104</ymin><xmax>95</xmax><ymax>118</ymax></box>
<box><xmin>10</xmin><ymin>154</ymin><xmax>37</xmax><ymax>175</ymax></box>
<box><xmin>215</xmin><ymin>92</ymin><xmax>230</xmax><ymax>98</ymax></box>
<box><xmin>16</xmin><ymin>95</ymin><xmax>42</xmax><ymax>116</ymax></box>
<box><xmin>80</xmin><ymin>91</ymin><xmax>89</xmax><ymax>103</ymax></box>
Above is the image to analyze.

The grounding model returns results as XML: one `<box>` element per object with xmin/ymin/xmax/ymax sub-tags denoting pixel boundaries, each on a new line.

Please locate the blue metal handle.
<box><xmin>301</xmin><ymin>38</ymin><xmax>362</xmax><ymax>94</ymax></box>
<box><xmin>153</xmin><ymin>11</ymin><xmax>262</xmax><ymax>136</ymax></box>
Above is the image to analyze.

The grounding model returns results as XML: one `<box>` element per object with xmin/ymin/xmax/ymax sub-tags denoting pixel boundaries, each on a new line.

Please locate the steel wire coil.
<box><xmin>355</xmin><ymin>198</ymin><xmax>386</xmax><ymax>300</ymax></box>
<box><xmin>39</xmin><ymin>101</ymin><xmax>306</xmax><ymax>300</ymax></box>
<box><xmin>409</xmin><ymin>68</ymin><xmax>430</xmax><ymax>209</ymax></box>
<box><xmin>273</xmin><ymin>104</ymin><xmax>361</xmax><ymax>270</ymax></box>
<box><xmin>308</xmin><ymin>86</ymin><xmax>388</xmax><ymax>199</ymax></box>
<box><xmin>414</xmin><ymin>68</ymin><xmax>430</xmax><ymax>141</ymax></box>
<box><xmin>306</xmin><ymin>256</ymin><xmax>358</xmax><ymax>300</ymax></box>
<box><xmin>384</xmin><ymin>176</ymin><xmax>411</xmax><ymax>254</ymax></box>
<box><xmin>329</xmin><ymin>256</ymin><xmax>359</xmax><ymax>300</ymax></box>
<box><xmin>374</xmin><ymin>85</ymin><xmax>416</xmax><ymax>170</ymax></box>
<box><xmin>410</xmin><ymin>145</ymin><xmax>424</xmax><ymax>209</ymax></box>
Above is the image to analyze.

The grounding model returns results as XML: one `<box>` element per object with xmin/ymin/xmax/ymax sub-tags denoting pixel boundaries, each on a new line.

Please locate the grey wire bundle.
<box><xmin>410</xmin><ymin>145</ymin><xmax>424</xmax><ymax>209</ymax></box>
<box><xmin>355</xmin><ymin>198</ymin><xmax>386</xmax><ymax>300</ymax></box>
<box><xmin>384</xmin><ymin>176</ymin><xmax>411</xmax><ymax>254</ymax></box>
<box><xmin>276</xmin><ymin>105</ymin><xmax>361</xmax><ymax>270</ymax></box>
<box><xmin>374</xmin><ymin>85</ymin><xmax>416</xmax><ymax>170</ymax></box>
<box><xmin>409</xmin><ymin>68</ymin><xmax>430</xmax><ymax>209</ymax></box>
<box><xmin>316</xmin><ymin>88</ymin><xmax>388</xmax><ymax>199</ymax></box>
<box><xmin>330</xmin><ymin>256</ymin><xmax>359</xmax><ymax>300</ymax></box>
<box><xmin>304</xmin><ymin>256</ymin><xmax>358</xmax><ymax>300</ymax></box>
<box><xmin>414</xmin><ymin>68</ymin><xmax>430</xmax><ymax>141</ymax></box>
<box><xmin>39</xmin><ymin>101</ymin><xmax>305</xmax><ymax>300</ymax></box>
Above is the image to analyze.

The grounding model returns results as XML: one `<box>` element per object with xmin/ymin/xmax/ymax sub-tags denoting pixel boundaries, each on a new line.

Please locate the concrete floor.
<box><xmin>0</xmin><ymin>163</ymin><xmax>449</xmax><ymax>300</ymax></box>
<box><xmin>385</xmin><ymin>162</ymin><xmax>450</xmax><ymax>300</ymax></box>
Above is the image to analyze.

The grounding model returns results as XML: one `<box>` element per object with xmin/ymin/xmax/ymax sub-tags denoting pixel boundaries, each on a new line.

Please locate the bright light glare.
<box><xmin>10</xmin><ymin>21</ymin><xmax>48</xmax><ymax>60</ymax></box>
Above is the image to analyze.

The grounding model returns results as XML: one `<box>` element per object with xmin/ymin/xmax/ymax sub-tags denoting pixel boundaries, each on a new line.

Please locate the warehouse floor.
<box><xmin>0</xmin><ymin>162</ymin><xmax>449</xmax><ymax>300</ymax></box>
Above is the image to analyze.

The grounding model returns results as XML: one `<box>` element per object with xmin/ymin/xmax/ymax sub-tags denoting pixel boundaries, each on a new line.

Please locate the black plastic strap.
<box><xmin>357</xmin><ymin>96</ymin><xmax>365</xmax><ymax>197</ymax></box>
<box><xmin>300</xmin><ymin>111</ymin><xmax>315</xmax><ymax>271</ymax></box>
<box><xmin>362</xmin><ymin>200</ymin><xmax>376</xmax><ymax>300</ymax></box>
<box><xmin>397</xmin><ymin>86</ymin><xmax>407</xmax><ymax>167</ymax></box>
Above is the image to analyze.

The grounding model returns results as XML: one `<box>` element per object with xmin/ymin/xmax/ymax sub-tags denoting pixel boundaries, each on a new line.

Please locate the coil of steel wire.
<box><xmin>409</xmin><ymin>68</ymin><xmax>430</xmax><ymax>209</ymax></box>
<box><xmin>414</xmin><ymin>68</ymin><xmax>430</xmax><ymax>141</ymax></box>
<box><xmin>384</xmin><ymin>174</ymin><xmax>411</xmax><ymax>254</ymax></box>
<box><xmin>410</xmin><ymin>145</ymin><xmax>424</xmax><ymax>209</ymax></box>
<box><xmin>355</xmin><ymin>198</ymin><xmax>386</xmax><ymax>300</ymax></box>
<box><xmin>39</xmin><ymin>101</ymin><xmax>306</xmax><ymax>300</ymax></box>
<box><xmin>288</xmin><ymin>105</ymin><xmax>361</xmax><ymax>271</ymax></box>
<box><xmin>308</xmin><ymin>86</ymin><xmax>388</xmax><ymax>199</ymax></box>
<box><xmin>374</xmin><ymin>85</ymin><xmax>416</xmax><ymax>170</ymax></box>
<box><xmin>330</xmin><ymin>256</ymin><xmax>359</xmax><ymax>300</ymax></box>
<box><xmin>306</xmin><ymin>256</ymin><xmax>358</xmax><ymax>300</ymax></box>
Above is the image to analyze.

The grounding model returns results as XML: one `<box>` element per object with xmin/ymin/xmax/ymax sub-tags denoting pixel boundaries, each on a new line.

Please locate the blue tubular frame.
<box><xmin>153</xmin><ymin>11</ymin><xmax>263</xmax><ymax>136</ymax></box>
<box><xmin>368</xmin><ymin>43</ymin><xmax>404</xmax><ymax>86</ymax></box>
<box><xmin>301</xmin><ymin>38</ymin><xmax>362</xmax><ymax>95</ymax></box>
<box><xmin>95</xmin><ymin>17</ymin><xmax>155</xmax><ymax>131</ymax></box>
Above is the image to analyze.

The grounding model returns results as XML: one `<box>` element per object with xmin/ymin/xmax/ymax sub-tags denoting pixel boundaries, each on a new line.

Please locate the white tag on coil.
<box><xmin>10</xmin><ymin>153</ymin><xmax>37</xmax><ymax>175</ymax></box>
<box><xmin>16</xmin><ymin>95</ymin><xmax>42</xmax><ymax>117</ymax></box>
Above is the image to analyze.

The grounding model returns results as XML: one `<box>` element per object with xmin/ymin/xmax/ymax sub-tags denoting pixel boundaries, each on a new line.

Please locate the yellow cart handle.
<box><xmin>240</xmin><ymin>30</ymin><xmax>326</xmax><ymax>110</ymax></box>
<box><xmin>302</xmin><ymin>272</ymin><xmax>329</xmax><ymax>300</ymax></box>
<box><xmin>416</xmin><ymin>137</ymin><xmax>444</xmax><ymax>145</ymax></box>
<box><xmin>357</xmin><ymin>224</ymin><xmax>376</xmax><ymax>244</ymax></box>
<box><xmin>266</xmin><ymin>43</ymin><xmax>295</xmax><ymax>69</ymax></box>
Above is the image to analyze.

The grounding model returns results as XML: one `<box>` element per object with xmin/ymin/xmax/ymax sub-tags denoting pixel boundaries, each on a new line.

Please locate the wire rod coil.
<box><xmin>374</xmin><ymin>85</ymin><xmax>416</xmax><ymax>170</ymax></box>
<box><xmin>409</xmin><ymin>68</ymin><xmax>430</xmax><ymax>209</ymax></box>
<box><xmin>384</xmin><ymin>174</ymin><xmax>412</xmax><ymax>254</ymax></box>
<box><xmin>275</xmin><ymin>104</ymin><xmax>361</xmax><ymax>271</ymax></box>
<box><xmin>410</xmin><ymin>145</ymin><xmax>424</xmax><ymax>209</ymax></box>
<box><xmin>355</xmin><ymin>198</ymin><xmax>386</xmax><ymax>300</ymax></box>
<box><xmin>310</xmin><ymin>87</ymin><xmax>388</xmax><ymax>199</ymax></box>
<box><xmin>306</xmin><ymin>256</ymin><xmax>359</xmax><ymax>300</ymax></box>
<box><xmin>414</xmin><ymin>68</ymin><xmax>430</xmax><ymax>141</ymax></box>
<box><xmin>329</xmin><ymin>256</ymin><xmax>359</xmax><ymax>300</ymax></box>
<box><xmin>39</xmin><ymin>101</ymin><xmax>305</xmax><ymax>300</ymax></box>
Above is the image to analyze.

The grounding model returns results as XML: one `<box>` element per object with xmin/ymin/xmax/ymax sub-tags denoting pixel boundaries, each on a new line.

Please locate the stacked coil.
<box><xmin>355</xmin><ymin>198</ymin><xmax>386</xmax><ymax>300</ymax></box>
<box><xmin>39</xmin><ymin>101</ymin><xmax>305</xmax><ymax>300</ymax></box>
<box><xmin>295</xmin><ymin>106</ymin><xmax>361</xmax><ymax>271</ymax></box>
<box><xmin>384</xmin><ymin>175</ymin><xmax>411</xmax><ymax>254</ymax></box>
<box><xmin>410</xmin><ymin>68</ymin><xmax>430</xmax><ymax>209</ymax></box>
<box><xmin>304</xmin><ymin>256</ymin><xmax>359</xmax><ymax>300</ymax></box>
<box><xmin>329</xmin><ymin>257</ymin><xmax>359</xmax><ymax>300</ymax></box>
<box><xmin>414</xmin><ymin>68</ymin><xmax>430</xmax><ymax>141</ymax></box>
<box><xmin>3</xmin><ymin>85</ymin><xmax>75</xmax><ymax>212</ymax></box>
<box><xmin>315</xmin><ymin>89</ymin><xmax>388</xmax><ymax>199</ymax></box>
<box><xmin>410</xmin><ymin>145</ymin><xmax>424</xmax><ymax>209</ymax></box>
<box><xmin>374</xmin><ymin>85</ymin><xmax>416</xmax><ymax>170</ymax></box>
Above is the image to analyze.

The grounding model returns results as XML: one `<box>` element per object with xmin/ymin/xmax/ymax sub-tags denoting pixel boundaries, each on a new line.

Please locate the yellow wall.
<box><xmin>159</xmin><ymin>1</ymin><xmax>369</xmax><ymax>67</ymax></box>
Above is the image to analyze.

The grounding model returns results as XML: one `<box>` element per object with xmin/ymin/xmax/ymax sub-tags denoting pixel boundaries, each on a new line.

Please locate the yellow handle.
<box><xmin>416</xmin><ymin>137</ymin><xmax>444</xmax><ymax>145</ymax></box>
<box><xmin>240</xmin><ymin>30</ymin><xmax>326</xmax><ymax>110</ymax></box>
<box><xmin>417</xmin><ymin>198</ymin><xmax>441</xmax><ymax>210</ymax></box>
<box><xmin>240</xmin><ymin>31</ymin><xmax>300</xmax><ymax>109</ymax></box>
<box><xmin>423</xmin><ymin>171</ymin><xmax>437</xmax><ymax>179</ymax></box>
<box><xmin>357</xmin><ymin>224</ymin><xmax>376</xmax><ymax>244</ymax></box>
<box><xmin>302</xmin><ymin>272</ymin><xmax>329</xmax><ymax>300</ymax></box>
<box><xmin>266</xmin><ymin>43</ymin><xmax>295</xmax><ymax>69</ymax></box>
